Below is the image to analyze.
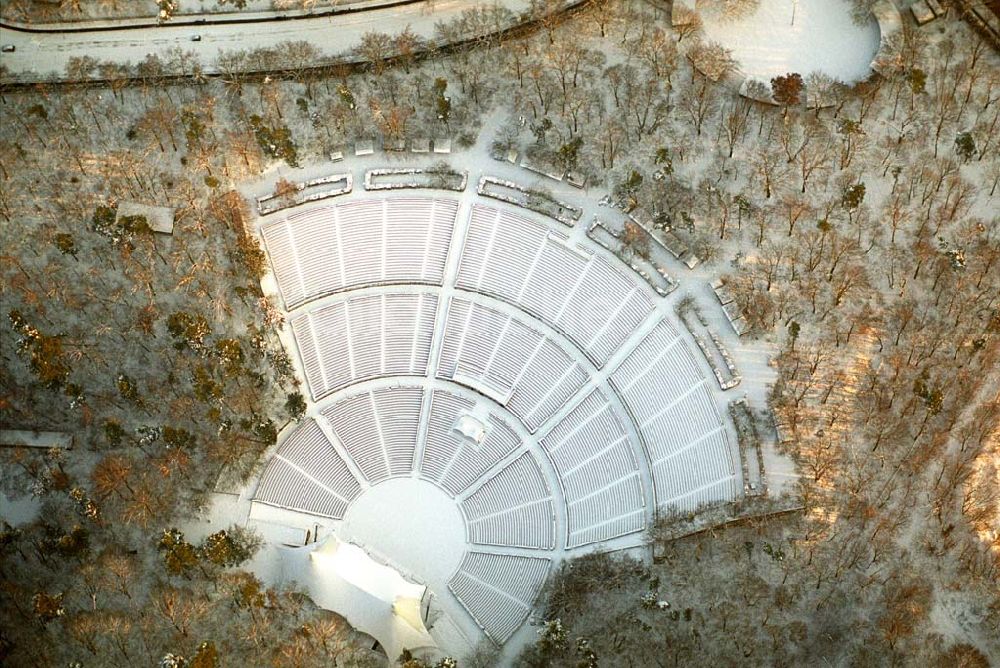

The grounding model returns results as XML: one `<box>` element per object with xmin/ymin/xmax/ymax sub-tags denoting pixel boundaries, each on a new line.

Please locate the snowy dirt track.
<box><xmin>699</xmin><ymin>0</ymin><xmax>880</xmax><ymax>83</ymax></box>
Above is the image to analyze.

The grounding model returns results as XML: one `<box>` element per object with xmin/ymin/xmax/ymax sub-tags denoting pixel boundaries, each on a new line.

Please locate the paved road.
<box><xmin>0</xmin><ymin>0</ymin><xmax>529</xmax><ymax>83</ymax></box>
<box><xmin>0</xmin><ymin>0</ymin><xmax>422</xmax><ymax>31</ymax></box>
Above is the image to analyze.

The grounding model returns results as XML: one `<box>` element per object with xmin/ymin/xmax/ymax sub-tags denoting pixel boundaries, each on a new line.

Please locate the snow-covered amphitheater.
<box><xmin>248</xmin><ymin>191</ymin><xmax>744</xmax><ymax>656</ymax></box>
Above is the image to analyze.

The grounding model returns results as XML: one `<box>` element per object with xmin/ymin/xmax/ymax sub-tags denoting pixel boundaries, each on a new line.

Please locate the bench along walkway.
<box><xmin>587</xmin><ymin>217</ymin><xmax>678</xmax><ymax>296</ymax></box>
<box><xmin>677</xmin><ymin>299</ymin><xmax>741</xmax><ymax>391</ymax></box>
<box><xmin>257</xmin><ymin>173</ymin><xmax>352</xmax><ymax>216</ymax></box>
<box><xmin>477</xmin><ymin>176</ymin><xmax>582</xmax><ymax>227</ymax></box>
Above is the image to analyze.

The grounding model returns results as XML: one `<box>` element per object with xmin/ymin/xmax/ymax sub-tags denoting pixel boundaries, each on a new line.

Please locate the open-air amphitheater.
<box><xmin>240</xmin><ymin>150</ymin><xmax>774</xmax><ymax>658</ymax></box>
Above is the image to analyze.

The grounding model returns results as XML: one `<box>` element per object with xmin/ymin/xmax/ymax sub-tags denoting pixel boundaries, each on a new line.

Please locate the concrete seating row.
<box><xmin>420</xmin><ymin>390</ymin><xmax>523</xmax><ymax>498</ymax></box>
<box><xmin>438</xmin><ymin>297</ymin><xmax>588</xmax><ymax>431</ymax></box>
<box><xmin>609</xmin><ymin>321</ymin><xmax>741</xmax><ymax>510</ymax></box>
<box><xmin>448</xmin><ymin>551</ymin><xmax>550</xmax><ymax>643</ymax></box>
<box><xmin>321</xmin><ymin>387</ymin><xmax>423</xmax><ymax>485</ymax></box>
<box><xmin>459</xmin><ymin>452</ymin><xmax>556</xmax><ymax>550</ymax></box>
<box><xmin>290</xmin><ymin>292</ymin><xmax>438</xmax><ymax>400</ymax></box>
<box><xmin>540</xmin><ymin>389</ymin><xmax>647</xmax><ymax>547</ymax></box>
<box><xmin>253</xmin><ymin>419</ymin><xmax>362</xmax><ymax>518</ymax></box>
<box><xmin>262</xmin><ymin>197</ymin><xmax>458</xmax><ymax>310</ymax></box>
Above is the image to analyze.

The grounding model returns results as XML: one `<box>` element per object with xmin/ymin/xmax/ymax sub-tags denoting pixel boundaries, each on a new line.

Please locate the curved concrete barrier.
<box><xmin>869</xmin><ymin>0</ymin><xmax>904</xmax><ymax>76</ymax></box>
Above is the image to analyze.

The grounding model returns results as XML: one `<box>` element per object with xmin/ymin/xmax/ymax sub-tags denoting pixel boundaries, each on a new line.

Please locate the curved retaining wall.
<box><xmin>869</xmin><ymin>0</ymin><xmax>904</xmax><ymax>77</ymax></box>
<box><xmin>675</xmin><ymin>0</ymin><xmax>903</xmax><ymax>107</ymax></box>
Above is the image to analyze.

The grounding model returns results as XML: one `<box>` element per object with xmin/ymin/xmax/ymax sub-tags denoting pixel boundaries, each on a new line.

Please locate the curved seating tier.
<box><xmin>419</xmin><ymin>390</ymin><xmax>523</xmax><ymax>497</ymax></box>
<box><xmin>610</xmin><ymin>321</ymin><xmax>740</xmax><ymax>509</ymax></box>
<box><xmin>448</xmin><ymin>551</ymin><xmax>550</xmax><ymax>643</ymax></box>
<box><xmin>262</xmin><ymin>197</ymin><xmax>459</xmax><ymax>310</ymax></box>
<box><xmin>649</xmin><ymin>430</ymin><xmax>741</xmax><ymax>511</ymax></box>
<box><xmin>438</xmin><ymin>297</ymin><xmax>589</xmax><ymax>431</ymax></box>
<box><xmin>291</xmin><ymin>293</ymin><xmax>438</xmax><ymax>401</ymax></box>
<box><xmin>254</xmin><ymin>193</ymin><xmax>749</xmax><ymax>648</ymax></box>
<box><xmin>255</xmin><ymin>388</ymin><xmax>558</xmax><ymax>550</ymax></box>
<box><xmin>254</xmin><ymin>419</ymin><xmax>363</xmax><ymax>518</ymax></box>
<box><xmin>540</xmin><ymin>389</ymin><xmax>647</xmax><ymax>547</ymax></box>
<box><xmin>459</xmin><ymin>452</ymin><xmax>556</xmax><ymax>550</ymax></box>
<box><xmin>321</xmin><ymin>387</ymin><xmax>423</xmax><ymax>485</ymax></box>
<box><xmin>456</xmin><ymin>204</ymin><xmax>655</xmax><ymax>367</ymax></box>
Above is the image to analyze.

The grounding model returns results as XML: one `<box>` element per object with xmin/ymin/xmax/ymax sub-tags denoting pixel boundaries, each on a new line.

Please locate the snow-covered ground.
<box><xmin>699</xmin><ymin>0</ymin><xmax>881</xmax><ymax>83</ymax></box>
<box><xmin>339</xmin><ymin>478</ymin><xmax>467</xmax><ymax>587</ymax></box>
<box><xmin>224</xmin><ymin>134</ymin><xmax>800</xmax><ymax>660</ymax></box>
<box><xmin>0</xmin><ymin>490</ymin><xmax>42</xmax><ymax>527</ymax></box>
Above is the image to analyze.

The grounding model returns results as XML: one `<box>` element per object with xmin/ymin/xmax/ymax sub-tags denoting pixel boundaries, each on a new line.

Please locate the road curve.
<box><xmin>0</xmin><ymin>0</ymin><xmax>424</xmax><ymax>33</ymax></box>
<box><xmin>0</xmin><ymin>0</ymin><xmax>532</xmax><ymax>84</ymax></box>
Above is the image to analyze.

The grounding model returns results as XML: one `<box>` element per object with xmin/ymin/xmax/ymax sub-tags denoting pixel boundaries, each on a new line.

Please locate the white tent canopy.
<box><xmin>280</xmin><ymin>535</ymin><xmax>439</xmax><ymax>660</ymax></box>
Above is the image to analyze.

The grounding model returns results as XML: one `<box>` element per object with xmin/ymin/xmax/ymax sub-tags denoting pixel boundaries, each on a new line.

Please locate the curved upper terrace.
<box><xmin>0</xmin><ymin>0</ymin><xmax>421</xmax><ymax>31</ymax></box>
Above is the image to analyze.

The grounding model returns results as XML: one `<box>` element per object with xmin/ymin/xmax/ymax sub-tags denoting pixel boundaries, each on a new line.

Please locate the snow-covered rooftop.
<box><xmin>283</xmin><ymin>535</ymin><xmax>438</xmax><ymax>661</ymax></box>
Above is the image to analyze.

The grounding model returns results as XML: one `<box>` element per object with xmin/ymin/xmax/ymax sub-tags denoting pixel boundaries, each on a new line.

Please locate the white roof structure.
<box><xmin>282</xmin><ymin>535</ymin><xmax>438</xmax><ymax>660</ymax></box>
<box><xmin>355</xmin><ymin>139</ymin><xmax>375</xmax><ymax>156</ymax></box>
<box><xmin>454</xmin><ymin>414</ymin><xmax>487</xmax><ymax>444</ymax></box>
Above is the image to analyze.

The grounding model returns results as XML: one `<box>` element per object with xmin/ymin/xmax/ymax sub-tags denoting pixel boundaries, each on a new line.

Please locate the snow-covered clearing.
<box><xmin>699</xmin><ymin>0</ymin><xmax>881</xmax><ymax>83</ymax></box>
<box><xmin>0</xmin><ymin>490</ymin><xmax>42</xmax><ymax>527</ymax></box>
